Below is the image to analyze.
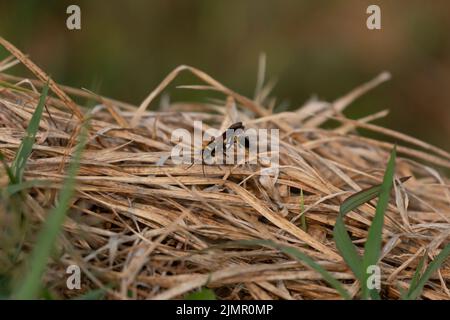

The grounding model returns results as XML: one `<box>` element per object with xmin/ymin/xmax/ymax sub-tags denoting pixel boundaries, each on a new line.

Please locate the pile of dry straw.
<box><xmin>0</xmin><ymin>38</ymin><xmax>449</xmax><ymax>299</ymax></box>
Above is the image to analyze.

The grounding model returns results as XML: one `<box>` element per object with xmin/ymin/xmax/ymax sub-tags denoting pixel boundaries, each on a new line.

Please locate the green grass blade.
<box><xmin>339</xmin><ymin>176</ymin><xmax>410</xmax><ymax>218</ymax></box>
<box><xmin>340</xmin><ymin>185</ymin><xmax>381</xmax><ymax>216</ymax></box>
<box><xmin>235</xmin><ymin>239</ymin><xmax>351</xmax><ymax>299</ymax></box>
<box><xmin>362</xmin><ymin>146</ymin><xmax>397</xmax><ymax>299</ymax></box>
<box><xmin>406</xmin><ymin>243</ymin><xmax>450</xmax><ymax>300</ymax></box>
<box><xmin>332</xmin><ymin>175</ymin><xmax>381</xmax><ymax>285</ymax></box>
<box><xmin>335</xmin><ymin>178</ymin><xmax>386</xmax><ymax>284</ymax></box>
<box><xmin>5</xmin><ymin>180</ymin><xmax>50</xmax><ymax>196</ymax></box>
<box><xmin>369</xmin><ymin>287</ymin><xmax>381</xmax><ymax>300</ymax></box>
<box><xmin>398</xmin><ymin>285</ymin><xmax>408</xmax><ymax>300</ymax></box>
<box><xmin>407</xmin><ymin>253</ymin><xmax>426</xmax><ymax>298</ymax></box>
<box><xmin>185</xmin><ymin>288</ymin><xmax>216</xmax><ymax>300</ymax></box>
<box><xmin>333</xmin><ymin>218</ymin><xmax>364</xmax><ymax>281</ymax></box>
<box><xmin>0</xmin><ymin>80</ymin><xmax>32</xmax><ymax>93</ymax></box>
<box><xmin>11</xmin><ymin>82</ymin><xmax>49</xmax><ymax>183</ymax></box>
<box><xmin>73</xmin><ymin>288</ymin><xmax>106</xmax><ymax>300</ymax></box>
<box><xmin>0</xmin><ymin>151</ymin><xmax>16</xmax><ymax>184</ymax></box>
<box><xmin>13</xmin><ymin>121</ymin><xmax>88</xmax><ymax>299</ymax></box>
<box><xmin>299</xmin><ymin>189</ymin><xmax>307</xmax><ymax>231</ymax></box>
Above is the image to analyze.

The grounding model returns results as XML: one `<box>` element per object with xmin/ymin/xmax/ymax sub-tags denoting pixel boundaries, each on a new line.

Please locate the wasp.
<box><xmin>188</xmin><ymin>122</ymin><xmax>250</xmax><ymax>175</ymax></box>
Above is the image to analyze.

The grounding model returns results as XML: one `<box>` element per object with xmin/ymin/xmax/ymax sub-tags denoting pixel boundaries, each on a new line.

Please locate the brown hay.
<box><xmin>0</xmin><ymin>38</ymin><xmax>449</xmax><ymax>300</ymax></box>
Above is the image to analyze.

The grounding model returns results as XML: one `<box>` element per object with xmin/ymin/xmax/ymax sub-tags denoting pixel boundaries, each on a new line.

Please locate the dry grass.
<box><xmin>0</xmin><ymin>38</ymin><xmax>449</xmax><ymax>300</ymax></box>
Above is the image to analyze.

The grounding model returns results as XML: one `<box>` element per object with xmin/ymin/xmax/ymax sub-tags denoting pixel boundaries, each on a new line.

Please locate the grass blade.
<box><xmin>11</xmin><ymin>82</ymin><xmax>49</xmax><ymax>183</ymax></box>
<box><xmin>406</xmin><ymin>243</ymin><xmax>450</xmax><ymax>300</ymax></box>
<box><xmin>334</xmin><ymin>147</ymin><xmax>402</xmax><ymax>299</ymax></box>
<box><xmin>362</xmin><ymin>146</ymin><xmax>397</xmax><ymax>299</ymax></box>
<box><xmin>333</xmin><ymin>175</ymin><xmax>382</xmax><ymax>285</ymax></box>
<box><xmin>407</xmin><ymin>253</ymin><xmax>426</xmax><ymax>297</ymax></box>
<box><xmin>333</xmin><ymin>218</ymin><xmax>364</xmax><ymax>281</ymax></box>
<box><xmin>0</xmin><ymin>80</ymin><xmax>31</xmax><ymax>93</ymax></box>
<box><xmin>340</xmin><ymin>176</ymin><xmax>410</xmax><ymax>217</ymax></box>
<box><xmin>340</xmin><ymin>185</ymin><xmax>381</xmax><ymax>216</ymax></box>
<box><xmin>334</xmin><ymin>173</ymin><xmax>387</xmax><ymax>284</ymax></box>
<box><xmin>5</xmin><ymin>180</ymin><xmax>50</xmax><ymax>196</ymax></box>
<box><xmin>13</xmin><ymin>121</ymin><xmax>88</xmax><ymax>299</ymax></box>
<box><xmin>299</xmin><ymin>189</ymin><xmax>307</xmax><ymax>231</ymax></box>
<box><xmin>73</xmin><ymin>288</ymin><xmax>106</xmax><ymax>300</ymax></box>
<box><xmin>0</xmin><ymin>151</ymin><xmax>16</xmax><ymax>184</ymax></box>
<box><xmin>185</xmin><ymin>288</ymin><xmax>216</xmax><ymax>300</ymax></box>
<box><xmin>235</xmin><ymin>239</ymin><xmax>351</xmax><ymax>299</ymax></box>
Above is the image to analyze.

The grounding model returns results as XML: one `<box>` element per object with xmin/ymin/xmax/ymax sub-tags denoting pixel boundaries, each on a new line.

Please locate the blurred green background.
<box><xmin>0</xmin><ymin>0</ymin><xmax>449</xmax><ymax>150</ymax></box>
